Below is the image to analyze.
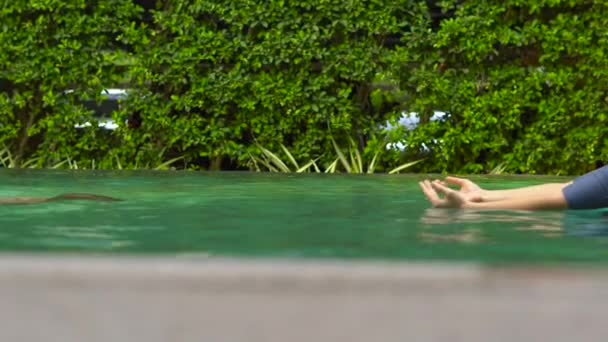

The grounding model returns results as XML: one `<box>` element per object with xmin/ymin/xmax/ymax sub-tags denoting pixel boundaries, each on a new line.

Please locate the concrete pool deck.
<box><xmin>1</xmin><ymin>255</ymin><xmax>607</xmax><ymax>342</ymax></box>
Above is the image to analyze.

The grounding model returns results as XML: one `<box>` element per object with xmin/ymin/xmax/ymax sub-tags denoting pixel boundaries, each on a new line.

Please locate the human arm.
<box><xmin>419</xmin><ymin>179</ymin><xmax>569</xmax><ymax>210</ymax></box>
<box><xmin>478</xmin><ymin>182</ymin><xmax>572</xmax><ymax>202</ymax></box>
<box><xmin>438</xmin><ymin>176</ymin><xmax>572</xmax><ymax>203</ymax></box>
<box><xmin>422</xmin><ymin>165</ymin><xmax>608</xmax><ymax>210</ymax></box>
<box><xmin>466</xmin><ymin>183</ymin><xmax>569</xmax><ymax>210</ymax></box>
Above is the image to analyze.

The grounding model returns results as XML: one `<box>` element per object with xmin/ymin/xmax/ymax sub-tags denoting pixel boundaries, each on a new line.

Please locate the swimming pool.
<box><xmin>1</xmin><ymin>168</ymin><xmax>607</xmax><ymax>264</ymax></box>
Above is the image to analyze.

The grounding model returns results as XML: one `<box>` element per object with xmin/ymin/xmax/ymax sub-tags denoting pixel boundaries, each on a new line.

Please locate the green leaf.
<box><xmin>258</xmin><ymin>144</ymin><xmax>291</xmax><ymax>172</ymax></box>
<box><xmin>280</xmin><ymin>144</ymin><xmax>299</xmax><ymax>170</ymax></box>
<box><xmin>325</xmin><ymin>158</ymin><xmax>339</xmax><ymax>174</ymax></box>
<box><xmin>388</xmin><ymin>159</ymin><xmax>425</xmax><ymax>174</ymax></box>
<box><xmin>155</xmin><ymin>156</ymin><xmax>184</xmax><ymax>170</ymax></box>
<box><xmin>331</xmin><ymin>137</ymin><xmax>351</xmax><ymax>173</ymax></box>
<box><xmin>367</xmin><ymin>151</ymin><xmax>379</xmax><ymax>174</ymax></box>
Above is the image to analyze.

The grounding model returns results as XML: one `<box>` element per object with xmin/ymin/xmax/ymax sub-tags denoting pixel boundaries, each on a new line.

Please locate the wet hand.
<box><xmin>440</xmin><ymin>176</ymin><xmax>484</xmax><ymax>202</ymax></box>
<box><xmin>419</xmin><ymin>179</ymin><xmax>471</xmax><ymax>208</ymax></box>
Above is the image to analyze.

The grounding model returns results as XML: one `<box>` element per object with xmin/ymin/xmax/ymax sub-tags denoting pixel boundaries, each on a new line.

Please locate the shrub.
<box><xmin>0</xmin><ymin>0</ymin><xmax>142</xmax><ymax>168</ymax></box>
<box><xmin>111</xmin><ymin>0</ymin><xmax>427</xmax><ymax>170</ymax></box>
<box><xmin>393</xmin><ymin>0</ymin><xmax>608</xmax><ymax>175</ymax></box>
<box><xmin>4</xmin><ymin>1</ymin><xmax>606</xmax><ymax>175</ymax></box>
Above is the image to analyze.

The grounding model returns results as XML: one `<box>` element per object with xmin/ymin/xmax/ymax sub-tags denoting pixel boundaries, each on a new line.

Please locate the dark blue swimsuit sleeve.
<box><xmin>562</xmin><ymin>164</ymin><xmax>608</xmax><ymax>209</ymax></box>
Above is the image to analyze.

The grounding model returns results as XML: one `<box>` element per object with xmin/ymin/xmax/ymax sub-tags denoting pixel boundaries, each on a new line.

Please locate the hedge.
<box><xmin>0</xmin><ymin>0</ymin><xmax>142</xmax><ymax>168</ymax></box>
<box><xmin>395</xmin><ymin>0</ymin><xmax>608</xmax><ymax>175</ymax></box>
<box><xmin>1</xmin><ymin>0</ymin><xmax>425</xmax><ymax>171</ymax></box>
<box><xmin>1</xmin><ymin>0</ymin><xmax>607</xmax><ymax>174</ymax></box>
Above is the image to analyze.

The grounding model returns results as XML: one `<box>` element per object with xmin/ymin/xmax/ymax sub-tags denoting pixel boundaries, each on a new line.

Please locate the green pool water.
<box><xmin>0</xmin><ymin>168</ymin><xmax>607</xmax><ymax>264</ymax></box>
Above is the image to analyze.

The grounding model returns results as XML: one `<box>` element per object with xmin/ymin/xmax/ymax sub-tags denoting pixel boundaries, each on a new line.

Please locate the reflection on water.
<box><xmin>1</xmin><ymin>169</ymin><xmax>608</xmax><ymax>263</ymax></box>
<box><xmin>419</xmin><ymin>208</ymin><xmax>608</xmax><ymax>250</ymax></box>
<box><xmin>564</xmin><ymin>210</ymin><xmax>608</xmax><ymax>237</ymax></box>
<box><xmin>419</xmin><ymin>209</ymin><xmax>567</xmax><ymax>244</ymax></box>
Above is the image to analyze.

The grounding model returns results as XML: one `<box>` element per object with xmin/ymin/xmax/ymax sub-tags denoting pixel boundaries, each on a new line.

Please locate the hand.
<box><xmin>419</xmin><ymin>179</ymin><xmax>472</xmax><ymax>209</ymax></box>
<box><xmin>440</xmin><ymin>176</ymin><xmax>484</xmax><ymax>202</ymax></box>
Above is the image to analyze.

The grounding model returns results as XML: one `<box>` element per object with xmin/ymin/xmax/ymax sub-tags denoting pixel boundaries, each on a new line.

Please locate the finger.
<box><xmin>433</xmin><ymin>179</ymin><xmax>450</xmax><ymax>189</ymax></box>
<box><xmin>445</xmin><ymin>176</ymin><xmax>468</xmax><ymax>186</ymax></box>
<box><xmin>419</xmin><ymin>181</ymin><xmax>443</xmax><ymax>206</ymax></box>
<box><xmin>419</xmin><ymin>181</ymin><xmax>435</xmax><ymax>200</ymax></box>
<box><xmin>424</xmin><ymin>181</ymin><xmax>452</xmax><ymax>208</ymax></box>
<box><xmin>431</xmin><ymin>181</ymin><xmax>455</xmax><ymax>197</ymax></box>
<box><xmin>432</xmin><ymin>182</ymin><xmax>466</xmax><ymax>209</ymax></box>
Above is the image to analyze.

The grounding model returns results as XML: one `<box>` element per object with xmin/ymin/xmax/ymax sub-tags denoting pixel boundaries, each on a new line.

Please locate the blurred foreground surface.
<box><xmin>1</xmin><ymin>255</ymin><xmax>607</xmax><ymax>342</ymax></box>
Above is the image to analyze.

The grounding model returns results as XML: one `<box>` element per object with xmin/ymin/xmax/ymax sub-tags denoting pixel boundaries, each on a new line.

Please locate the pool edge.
<box><xmin>1</xmin><ymin>254</ymin><xmax>606</xmax><ymax>341</ymax></box>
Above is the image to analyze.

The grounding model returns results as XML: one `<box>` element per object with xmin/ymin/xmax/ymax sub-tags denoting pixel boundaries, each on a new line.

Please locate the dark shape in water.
<box><xmin>0</xmin><ymin>193</ymin><xmax>122</xmax><ymax>205</ymax></box>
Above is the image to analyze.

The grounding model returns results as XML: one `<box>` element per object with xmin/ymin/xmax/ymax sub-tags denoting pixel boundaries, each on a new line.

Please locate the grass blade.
<box><xmin>249</xmin><ymin>154</ymin><xmax>261</xmax><ymax>172</ymax></box>
<box><xmin>367</xmin><ymin>151</ymin><xmax>379</xmax><ymax>174</ymax></box>
<box><xmin>296</xmin><ymin>160</ymin><xmax>315</xmax><ymax>173</ymax></box>
<box><xmin>355</xmin><ymin>149</ymin><xmax>363</xmax><ymax>174</ymax></box>
<box><xmin>255</xmin><ymin>156</ymin><xmax>279</xmax><ymax>172</ymax></box>
<box><xmin>258</xmin><ymin>145</ymin><xmax>291</xmax><ymax>172</ymax></box>
<box><xmin>349</xmin><ymin>137</ymin><xmax>363</xmax><ymax>174</ymax></box>
<box><xmin>115</xmin><ymin>155</ymin><xmax>123</xmax><ymax>170</ymax></box>
<box><xmin>50</xmin><ymin>159</ymin><xmax>69</xmax><ymax>169</ymax></box>
<box><xmin>331</xmin><ymin>137</ymin><xmax>351</xmax><ymax>173</ymax></box>
<box><xmin>21</xmin><ymin>157</ymin><xmax>41</xmax><ymax>168</ymax></box>
<box><xmin>325</xmin><ymin>158</ymin><xmax>338</xmax><ymax>173</ymax></box>
<box><xmin>155</xmin><ymin>156</ymin><xmax>184</xmax><ymax>170</ymax></box>
<box><xmin>280</xmin><ymin>144</ymin><xmax>299</xmax><ymax>170</ymax></box>
<box><xmin>0</xmin><ymin>155</ymin><xmax>10</xmax><ymax>167</ymax></box>
<box><xmin>490</xmin><ymin>162</ymin><xmax>507</xmax><ymax>175</ymax></box>
<box><xmin>349</xmin><ymin>148</ymin><xmax>358</xmax><ymax>173</ymax></box>
<box><xmin>0</xmin><ymin>147</ymin><xmax>14</xmax><ymax>168</ymax></box>
<box><xmin>388</xmin><ymin>159</ymin><xmax>425</xmax><ymax>174</ymax></box>
<box><xmin>296</xmin><ymin>157</ymin><xmax>321</xmax><ymax>173</ymax></box>
<box><xmin>311</xmin><ymin>159</ymin><xmax>321</xmax><ymax>173</ymax></box>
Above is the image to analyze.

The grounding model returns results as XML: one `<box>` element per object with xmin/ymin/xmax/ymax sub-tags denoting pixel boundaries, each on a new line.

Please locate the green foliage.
<box><xmin>394</xmin><ymin>0</ymin><xmax>608</xmax><ymax>175</ymax></box>
<box><xmin>0</xmin><ymin>0</ymin><xmax>426</xmax><ymax>172</ymax></box>
<box><xmin>110</xmin><ymin>0</ymin><xmax>425</xmax><ymax>170</ymax></box>
<box><xmin>0</xmin><ymin>143</ymin><xmax>183</xmax><ymax>170</ymax></box>
<box><xmin>252</xmin><ymin>138</ymin><xmax>424</xmax><ymax>174</ymax></box>
<box><xmin>251</xmin><ymin>143</ymin><xmax>321</xmax><ymax>173</ymax></box>
<box><xmin>0</xmin><ymin>0</ymin><xmax>143</xmax><ymax>168</ymax></box>
<box><xmin>2</xmin><ymin>1</ymin><xmax>607</xmax><ymax>175</ymax></box>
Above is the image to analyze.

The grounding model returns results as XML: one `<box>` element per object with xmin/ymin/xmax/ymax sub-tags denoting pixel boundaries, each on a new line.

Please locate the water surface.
<box><xmin>1</xmin><ymin>169</ymin><xmax>607</xmax><ymax>264</ymax></box>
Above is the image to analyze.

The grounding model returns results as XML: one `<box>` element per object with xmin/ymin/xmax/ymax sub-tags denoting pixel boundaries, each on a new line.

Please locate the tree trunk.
<box><xmin>14</xmin><ymin>110</ymin><xmax>36</xmax><ymax>168</ymax></box>
<box><xmin>210</xmin><ymin>156</ymin><xmax>222</xmax><ymax>171</ymax></box>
